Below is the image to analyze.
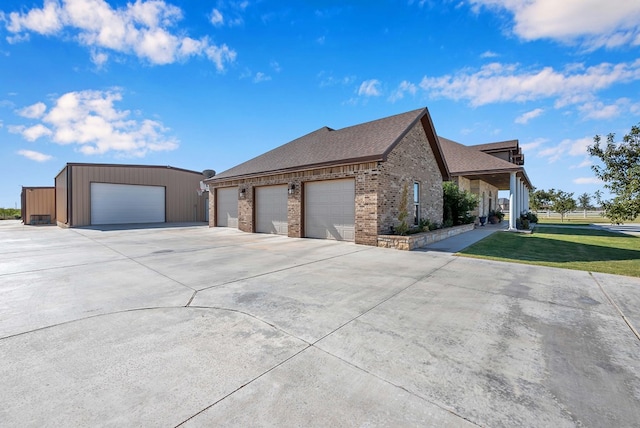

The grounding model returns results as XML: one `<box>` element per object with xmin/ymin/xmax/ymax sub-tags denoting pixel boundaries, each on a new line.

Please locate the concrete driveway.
<box><xmin>1</xmin><ymin>221</ymin><xmax>639</xmax><ymax>427</ymax></box>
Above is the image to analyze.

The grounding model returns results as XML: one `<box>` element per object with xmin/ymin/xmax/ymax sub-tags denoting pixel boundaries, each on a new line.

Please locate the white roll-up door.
<box><xmin>216</xmin><ymin>187</ymin><xmax>238</xmax><ymax>228</ymax></box>
<box><xmin>305</xmin><ymin>179</ymin><xmax>355</xmax><ymax>241</ymax></box>
<box><xmin>256</xmin><ymin>185</ymin><xmax>288</xmax><ymax>235</ymax></box>
<box><xmin>91</xmin><ymin>183</ymin><xmax>165</xmax><ymax>225</ymax></box>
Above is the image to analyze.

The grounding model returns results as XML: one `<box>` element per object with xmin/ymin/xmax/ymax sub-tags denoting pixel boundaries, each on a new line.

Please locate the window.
<box><xmin>413</xmin><ymin>182</ymin><xmax>420</xmax><ymax>225</ymax></box>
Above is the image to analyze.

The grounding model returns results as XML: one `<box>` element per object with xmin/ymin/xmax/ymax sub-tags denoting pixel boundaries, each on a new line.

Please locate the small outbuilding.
<box><xmin>205</xmin><ymin>108</ymin><xmax>450</xmax><ymax>246</ymax></box>
<box><xmin>54</xmin><ymin>163</ymin><xmax>208</xmax><ymax>227</ymax></box>
<box><xmin>21</xmin><ymin>186</ymin><xmax>56</xmax><ymax>225</ymax></box>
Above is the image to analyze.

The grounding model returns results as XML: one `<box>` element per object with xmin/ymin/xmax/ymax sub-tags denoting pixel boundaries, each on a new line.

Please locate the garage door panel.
<box><xmin>256</xmin><ymin>185</ymin><xmax>288</xmax><ymax>235</ymax></box>
<box><xmin>91</xmin><ymin>183</ymin><xmax>165</xmax><ymax>225</ymax></box>
<box><xmin>217</xmin><ymin>187</ymin><xmax>238</xmax><ymax>228</ymax></box>
<box><xmin>305</xmin><ymin>179</ymin><xmax>355</xmax><ymax>242</ymax></box>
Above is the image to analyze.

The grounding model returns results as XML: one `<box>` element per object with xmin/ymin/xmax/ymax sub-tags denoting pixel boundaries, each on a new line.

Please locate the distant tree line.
<box><xmin>0</xmin><ymin>208</ymin><xmax>21</xmax><ymax>220</ymax></box>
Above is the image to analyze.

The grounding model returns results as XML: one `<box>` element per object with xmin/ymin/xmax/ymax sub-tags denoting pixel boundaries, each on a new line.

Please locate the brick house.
<box><xmin>205</xmin><ymin>108</ymin><xmax>450</xmax><ymax>246</ymax></box>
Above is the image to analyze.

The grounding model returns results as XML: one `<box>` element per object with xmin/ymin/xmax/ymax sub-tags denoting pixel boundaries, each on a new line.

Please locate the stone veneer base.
<box><xmin>377</xmin><ymin>223</ymin><xmax>475</xmax><ymax>251</ymax></box>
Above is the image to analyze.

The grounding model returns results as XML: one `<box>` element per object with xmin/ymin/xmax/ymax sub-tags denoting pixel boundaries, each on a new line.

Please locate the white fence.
<box><xmin>505</xmin><ymin>210</ymin><xmax>607</xmax><ymax>219</ymax></box>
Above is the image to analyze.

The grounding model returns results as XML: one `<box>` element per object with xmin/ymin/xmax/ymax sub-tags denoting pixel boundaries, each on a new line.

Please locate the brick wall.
<box><xmin>378</xmin><ymin>122</ymin><xmax>444</xmax><ymax>233</ymax></box>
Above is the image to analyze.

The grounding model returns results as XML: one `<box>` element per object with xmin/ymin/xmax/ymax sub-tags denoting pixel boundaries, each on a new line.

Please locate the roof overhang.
<box><xmin>452</xmin><ymin>168</ymin><xmax>533</xmax><ymax>190</ymax></box>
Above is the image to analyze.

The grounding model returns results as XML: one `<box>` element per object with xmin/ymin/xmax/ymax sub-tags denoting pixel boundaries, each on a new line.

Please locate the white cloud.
<box><xmin>6</xmin><ymin>0</ymin><xmax>63</xmax><ymax>35</ymax></box>
<box><xmin>538</xmin><ymin>136</ymin><xmax>593</xmax><ymax>163</ymax></box>
<box><xmin>210</xmin><ymin>9</ymin><xmax>224</xmax><ymax>26</ymax></box>
<box><xmin>470</xmin><ymin>0</ymin><xmax>640</xmax><ymax>49</ymax></box>
<box><xmin>515</xmin><ymin>108</ymin><xmax>544</xmax><ymax>124</ymax></box>
<box><xmin>253</xmin><ymin>72</ymin><xmax>271</xmax><ymax>83</ymax></box>
<box><xmin>22</xmin><ymin>124</ymin><xmax>53</xmax><ymax>141</ymax></box>
<box><xmin>13</xmin><ymin>89</ymin><xmax>178</xmax><ymax>157</ymax></box>
<box><xmin>4</xmin><ymin>0</ymin><xmax>236</xmax><ymax>70</ymax></box>
<box><xmin>17</xmin><ymin>102</ymin><xmax>47</xmax><ymax>119</ymax></box>
<box><xmin>480</xmin><ymin>50</ymin><xmax>499</xmax><ymax>58</ymax></box>
<box><xmin>318</xmin><ymin>72</ymin><xmax>356</xmax><ymax>88</ymax></box>
<box><xmin>17</xmin><ymin>149</ymin><xmax>52</xmax><ymax>162</ymax></box>
<box><xmin>573</xmin><ymin>177</ymin><xmax>602</xmax><ymax>185</ymax></box>
<box><xmin>419</xmin><ymin>59</ymin><xmax>640</xmax><ymax>107</ymax></box>
<box><xmin>520</xmin><ymin>137</ymin><xmax>548</xmax><ymax>152</ymax></box>
<box><xmin>270</xmin><ymin>60</ymin><xmax>281</xmax><ymax>73</ymax></box>
<box><xmin>90</xmin><ymin>50</ymin><xmax>109</xmax><ymax>67</ymax></box>
<box><xmin>570</xmin><ymin>158</ymin><xmax>593</xmax><ymax>169</ymax></box>
<box><xmin>358</xmin><ymin>79</ymin><xmax>381</xmax><ymax>97</ymax></box>
<box><xmin>388</xmin><ymin>80</ymin><xmax>417</xmax><ymax>102</ymax></box>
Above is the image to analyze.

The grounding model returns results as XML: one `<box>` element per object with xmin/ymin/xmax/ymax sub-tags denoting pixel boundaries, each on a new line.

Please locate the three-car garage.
<box><xmin>214</xmin><ymin>179</ymin><xmax>356</xmax><ymax>242</ymax></box>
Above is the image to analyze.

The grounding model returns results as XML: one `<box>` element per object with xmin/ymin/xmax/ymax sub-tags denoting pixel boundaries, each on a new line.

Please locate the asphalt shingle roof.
<box><xmin>438</xmin><ymin>137</ymin><xmax>523</xmax><ymax>175</ymax></box>
<box><xmin>210</xmin><ymin>108</ymin><xmax>436</xmax><ymax>181</ymax></box>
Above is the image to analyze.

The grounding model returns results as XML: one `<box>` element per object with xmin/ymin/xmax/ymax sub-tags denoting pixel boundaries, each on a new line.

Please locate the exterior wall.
<box><xmin>378</xmin><ymin>122</ymin><xmax>444</xmax><ymax>233</ymax></box>
<box><xmin>208</xmin><ymin>162</ymin><xmax>380</xmax><ymax>245</ymax></box>
<box><xmin>22</xmin><ymin>187</ymin><xmax>56</xmax><ymax>225</ymax></box>
<box><xmin>455</xmin><ymin>176</ymin><xmax>471</xmax><ymax>192</ymax></box>
<box><xmin>55</xmin><ymin>167</ymin><xmax>68</xmax><ymax>227</ymax></box>
<box><xmin>473</xmin><ymin>180</ymin><xmax>499</xmax><ymax>218</ymax></box>
<box><xmin>450</xmin><ymin>176</ymin><xmax>499</xmax><ymax>223</ymax></box>
<box><xmin>207</xmin><ymin>123</ymin><xmax>446</xmax><ymax>247</ymax></box>
<box><xmin>59</xmin><ymin>164</ymin><xmax>206</xmax><ymax>227</ymax></box>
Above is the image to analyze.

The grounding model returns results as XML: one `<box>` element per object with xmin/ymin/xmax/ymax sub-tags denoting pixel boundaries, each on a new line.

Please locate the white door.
<box><xmin>91</xmin><ymin>183</ymin><xmax>165</xmax><ymax>225</ymax></box>
<box><xmin>216</xmin><ymin>187</ymin><xmax>238</xmax><ymax>228</ymax></box>
<box><xmin>305</xmin><ymin>179</ymin><xmax>355</xmax><ymax>241</ymax></box>
<box><xmin>256</xmin><ymin>185</ymin><xmax>288</xmax><ymax>235</ymax></box>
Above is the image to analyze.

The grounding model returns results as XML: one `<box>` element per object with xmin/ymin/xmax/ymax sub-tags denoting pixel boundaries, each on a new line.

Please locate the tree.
<box><xmin>577</xmin><ymin>193</ymin><xmax>591</xmax><ymax>218</ymax></box>
<box><xmin>529</xmin><ymin>188</ymin><xmax>554</xmax><ymax>217</ymax></box>
<box><xmin>587</xmin><ymin>123</ymin><xmax>640</xmax><ymax>223</ymax></box>
<box><xmin>443</xmin><ymin>182</ymin><xmax>478</xmax><ymax>226</ymax></box>
<box><xmin>550</xmin><ymin>190</ymin><xmax>576</xmax><ymax>223</ymax></box>
<box><xmin>395</xmin><ymin>182</ymin><xmax>410</xmax><ymax>235</ymax></box>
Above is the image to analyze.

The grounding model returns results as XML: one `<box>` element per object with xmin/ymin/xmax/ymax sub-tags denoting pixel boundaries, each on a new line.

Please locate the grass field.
<box><xmin>459</xmin><ymin>225</ymin><xmax>640</xmax><ymax>278</ymax></box>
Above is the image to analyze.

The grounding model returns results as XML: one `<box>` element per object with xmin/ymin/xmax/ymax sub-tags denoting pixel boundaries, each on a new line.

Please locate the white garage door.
<box><xmin>217</xmin><ymin>187</ymin><xmax>238</xmax><ymax>228</ymax></box>
<box><xmin>91</xmin><ymin>183</ymin><xmax>165</xmax><ymax>225</ymax></box>
<box><xmin>256</xmin><ymin>185</ymin><xmax>288</xmax><ymax>235</ymax></box>
<box><xmin>305</xmin><ymin>179</ymin><xmax>355</xmax><ymax>241</ymax></box>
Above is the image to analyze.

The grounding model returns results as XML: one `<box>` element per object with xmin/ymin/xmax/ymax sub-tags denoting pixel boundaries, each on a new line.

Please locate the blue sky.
<box><xmin>1</xmin><ymin>0</ymin><xmax>640</xmax><ymax>208</ymax></box>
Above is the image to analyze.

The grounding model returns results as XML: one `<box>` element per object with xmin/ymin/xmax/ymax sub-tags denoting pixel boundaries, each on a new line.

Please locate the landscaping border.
<box><xmin>377</xmin><ymin>223</ymin><xmax>475</xmax><ymax>251</ymax></box>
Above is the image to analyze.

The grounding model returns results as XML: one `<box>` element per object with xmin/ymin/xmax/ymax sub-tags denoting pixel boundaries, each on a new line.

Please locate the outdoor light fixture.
<box><xmin>288</xmin><ymin>183</ymin><xmax>296</xmax><ymax>194</ymax></box>
<box><xmin>240</xmin><ymin>188</ymin><xmax>246</xmax><ymax>198</ymax></box>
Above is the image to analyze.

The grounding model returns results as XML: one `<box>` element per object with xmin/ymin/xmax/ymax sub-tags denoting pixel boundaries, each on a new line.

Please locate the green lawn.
<box><xmin>459</xmin><ymin>225</ymin><xmax>640</xmax><ymax>277</ymax></box>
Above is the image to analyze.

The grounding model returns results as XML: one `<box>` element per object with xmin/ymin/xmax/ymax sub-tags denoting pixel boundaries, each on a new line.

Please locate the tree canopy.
<box><xmin>550</xmin><ymin>190</ymin><xmax>576</xmax><ymax>222</ymax></box>
<box><xmin>588</xmin><ymin>124</ymin><xmax>640</xmax><ymax>223</ymax></box>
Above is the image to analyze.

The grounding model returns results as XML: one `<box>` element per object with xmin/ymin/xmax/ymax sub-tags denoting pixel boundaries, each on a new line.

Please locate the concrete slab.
<box><xmin>0</xmin><ymin>307</ymin><xmax>307</xmax><ymax>427</ymax></box>
<box><xmin>1</xmin><ymin>220</ymin><xmax>639</xmax><ymax>427</ymax></box>
<box><xmin>0</xmin><ymin>259</ymin><xmax>193</xmax><ymax>338</ymax></box>
<box><xmin>183</xmin><ymin>346</ymin><xmax>476</xmax><ymax>427</ymax></box>
<box><xmin>592</xmin><ymin>271</ymin><xmax>640</xmax><ymax>336</ymax></box>
<box><xmin>316</xmin><ymin>275</ymin><xmax>640</xmax><ymax>427</ymax></box>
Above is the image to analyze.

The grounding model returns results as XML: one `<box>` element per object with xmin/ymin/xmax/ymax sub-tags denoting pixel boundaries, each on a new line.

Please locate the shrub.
<box><xmin>443</xmin><ymin>182</ymin><xmax>478</xmax><ymax>226</ymax></box>
<box><xmin>395</xmin><ymin>183</ymin><xmax>410</xmax><ymax>235</ymax></box>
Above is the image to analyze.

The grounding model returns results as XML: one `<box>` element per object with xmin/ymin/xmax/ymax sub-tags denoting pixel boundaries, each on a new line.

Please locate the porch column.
<box><xmin>525</xmin><ymin>186</ymin><xmax>530</xmax><ymax>212</ymax></box>
<box><xmin>519</xmin><ymin>179</ymin><xmax>525</xmax><ymax>216</ymax></box>
<box><xmin>509</xmin><ymin>171</ymin><xmax>517</xmax><ymax>230</ymax></box>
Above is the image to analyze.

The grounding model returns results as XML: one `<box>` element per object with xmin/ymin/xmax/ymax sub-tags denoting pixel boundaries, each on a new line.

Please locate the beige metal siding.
<box><xmin>23</xmin><ymin>188</ymin><xmax>56</xmax><ymax>225</ymax></box>
<box><xmin>55</xmin><ymin>167</ymin><xmax>68</xmax><ymax>226</ymax></box>
<box><xmin>67</xmin><ymin>164</ymin><xmax>205</xmax><ymax>227</ymax></box>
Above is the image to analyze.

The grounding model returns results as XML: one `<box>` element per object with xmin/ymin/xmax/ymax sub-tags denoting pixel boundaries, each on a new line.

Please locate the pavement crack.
<box><xmin>70</xmin><ymin>229</ymin><xmax>197</xmax><ymax>293</ymax></box>
<box><xmin>590</xmin><ymin>272</ymin><xmax>640</xmax><ymax>341</ymax></box>
<box><xmin>314</xmin><ymin>346</ymin><xmax>482</xmax><ymax>427</ymax></box>
<box><xmin>174</xmin><ymin>344</ymin><xmax>313</xmax><ymax>427</ymax></box>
